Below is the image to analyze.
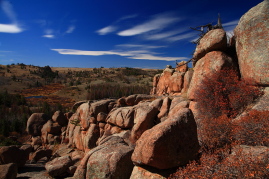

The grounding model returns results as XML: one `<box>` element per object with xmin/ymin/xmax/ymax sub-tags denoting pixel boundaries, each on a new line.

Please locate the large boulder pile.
<box><xmin>151</xmin><ymin>64</ymin><xmax>193</xmax><ymax>96</ymax></box>
<box><xmin>16</xmin><ymin>2</ymin><xmax>268</xmax><ymax>178</ymax></box>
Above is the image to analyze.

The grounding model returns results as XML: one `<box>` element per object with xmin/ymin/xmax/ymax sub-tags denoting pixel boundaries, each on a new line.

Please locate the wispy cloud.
<box><xmin>117</xmin><ymin>14</ymin><xmax>138</xmax><ymax>22</ymax></box>
<box><xmin>145</xmin><ymin>29</ymin><xmax>187</xmax><ymax>40</ymax></box>
<box><xmin>51</xmin><ymin>48</ymin><xmax>187</xmax><ymax>61</ymax></box>
<box><xmin>96</xmin><ymin>14</ymin><xmax>138</xmax><ymax>35</ymax></box>
<box><xmin>0</xmin><ymin>0</ymin><xmax>24</xmax><ymax>33</ymax></box>
<box><xmin>96</xmin><ymin>25</ymin><xmax>117</xmax><ymax>35</ymax></box>
<box><xmin>117</xmin><ymin>13</ymin><xmax>181</xmax><ymax>36</ymax></box>
<box><xmin>116</xmin><ymin>44</ymin><xmax>166</xmax><ymax>49</ymax></box>
<box><xmin>66</xmin><ymin>25</ymin><xmax>76</xmax><ymax>34</ymax></box>
<box><xmin>223</xmin><ymin>20</ymin><xmax>239</xmax><ymax>27</ymax></box>
<box><xmin>166</xmin><ymin>32</ymin><xmax>197</xmax><ymax>42</ymax></box>
<box><xmin>42</xmin><ymin>29</ymin><xmax>55</xmax><ymax>38</ymax></box>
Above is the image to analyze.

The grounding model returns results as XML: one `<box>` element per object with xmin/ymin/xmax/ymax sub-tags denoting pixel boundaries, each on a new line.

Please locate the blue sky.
<box><xmin>0</xmin><ymin>0</ymin><xmax>262</xmax><ymax>69</ymax></box>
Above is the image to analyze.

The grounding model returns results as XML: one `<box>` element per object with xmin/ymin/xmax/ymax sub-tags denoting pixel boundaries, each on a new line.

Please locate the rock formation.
<box><xmin>3</xmin><ymin>2</ymin><xmax>267</xmax><ymax>179</ymax></box>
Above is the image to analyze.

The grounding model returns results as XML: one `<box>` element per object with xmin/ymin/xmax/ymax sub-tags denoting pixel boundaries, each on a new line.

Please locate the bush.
<box><xmin>170</xmin><ymin>146</ymin><xmax>269</xmax><ymax>178</ymax></box>
<box><xmin>233</xmin><ymin>110</ymin><xmax>269</xmax><ymax>146</ymax></box>
<box><xmin>195</xmin><ymin>68</ymin><xmax>262</xmax><ymax>120</ymax></box>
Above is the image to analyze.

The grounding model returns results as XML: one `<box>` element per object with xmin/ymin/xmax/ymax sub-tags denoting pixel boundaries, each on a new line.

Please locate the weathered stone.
<box><xmin>168</xmin><ymin>72</ymin><xmax>185</xmax><ymax>94</ymax></box>
<box><xmin>132</xmin><ymin>108</ymin><xmax>199</xmax><ymax>169</ymax></box>
<box><xmin>126</xmin><ymin>95</ymin><xmax>137</xmax><ymax>106</ymax></box>
<box><xmin>153</xmin><ymin>74</ymin><xmax>161</xmax><ymax>87</ymax></box>
<box><xmin>193</xmin><ymin>29</ymin><xmax>227</xmax><ymax>62</ymax></box>
<box><xmin>169</xmin><ymin>96</ymin><xmax>187</xmax><ymax>110</ymax></box>
<box><xmin>234</xmin><ymin>1</ymin><xmax>269</xmax><ymax>85</ymax></box>
<box><xmin>130</xmin><ymin>104</ymin><xmax>159</xmax><ymax>143</ymax></box>
<box><xmin>89</xmin><ymin>99</ymin><xmax>115</xmax><ymax>119</ymax></box>
<box><xmin>188</xmin><ymin>51</ymin><xmax>235</xmax><ymax>100</ymax></box>
<box><xmin>157</xmin><ymin>97</ymin><xmax>171</xmax><ymax>120</ymax></box>
<box><xmin>0</xmin><ymin>163</ymin><xmax>17</xmax><ymax>179</ymax></box>
<box><xmin>130</xmin><ymin>166</ymin><xmax>166</xmax><ymax>179</ymax></box>
<box><xmin>26</xmin><ymin>113</ymin><xmax>49</xmax><ymax>136</ymax></box>
<box><xmin>106</xmin><ymin>107</ymin><xmax>135</xmax><ymax>129</ymax></box>
<box><xmin>74</xmin><ymin>136</ymin><xmax>134</xmax><ymax>179</ymax></box>
<box><xmin>82</xmin><ymin>123</ymin><xmax>100</xmax><ymax>149</ymax></box>
<box><xmin>73</xmin><ymin>125</ymin><xmax>84</xmax><ymax>151</ymax></box>
<box><xmin>149</xmin><ymin>98</ymin><xmax>163</xmax><ymax>111</ymax></box>
<box><xmin>117</xmin><ymin>97</ymin><xmax>126</xmax><ymax>107</ymax></box>
<box><xmin>97</xmin><ymin>112</ymin><xmax>107</xmax><ymax>122</ymax></box>
<box><xmin>181</xmin><ymin>70</ymin><xmax>194</xmax><ymax>93</ymax></box>
<box><xmin>52</xmin><ymin>111</ymin><xmax>68</xmax><ymax>126</ymax></box>
<box><xmin>168</xmin><ymin>101</ymin><xmax>189</xmax><ymax>118</ymax></box>
<box><xmin>77</xmin><ymin>102</ymin><xmax>91</xmax><ymax>131</ymax></box>
<box><xmin>176</xmin><ymin>61</ymin><xmax>188</xmax><ymax>72</ymax></box>
<box><xmin>45</xmin><ymin>155</ymin><xmax>73</xmax><ymax>177</ymax></box>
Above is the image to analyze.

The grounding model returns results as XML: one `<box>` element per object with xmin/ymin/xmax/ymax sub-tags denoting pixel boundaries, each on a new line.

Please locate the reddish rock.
<box><xmin>0</xmin><ymin>163</ymin><xmax>17</xmax><ymax>179</ymax></box>
<box><xmin>157</xmin><ymin>97</ymin><xmax>171</xmax><ymax>120</ymax></box>
<box><xmin>130</xmin><ymin>104</ymin><xmax>159</xmax><ymax>142</ymax></box>
<box><xmin>188</xmin><ymin>51</ymin><xmax>235</xmax><ymax>100</ymax></box>
<box><xmin>149</xmin><ymin>98</ymin><xmax>163</xmax><ymax>111</ymax></box>
<box><xmin>26</xmin><ymin>113</ymin><xmax>49</xmax><ymax>136</ymax></box>
<box><xmin>82</xmin><ymin>123</ymin><xmax>100</xmax><ymax>149</ymax></box>
<box><xmin>234</xmin><ymin>1</ymin><xmax>269</xmax><ymax>85</ymax></box>
<box><xmin>153</xmin><ymin>74</ymin><xmax>161</xmax><ymax>87</ymax></box>
<box><xmin>168</xmin><ymin>72</ymin><xmax>185</xmax><ymax>94</ymax></box>
<box><xmin>168</xmin><ymin>101</ymin><xmax>189</xmax><ymax>118</ymax></box>
<box><xmin>77</xmin><ymin>102</ymin><xmax>91</xmax><ymax>131</ymax></box>
<box><xmin>74</xmin><ymin>136</ymin><xmax>134</xmax><ymax>179</ymax></box>
<box><xmin>89</xmin><ymin>99</ymin><xmax>115</xmax><ymax>118</ymax></box>
<box><xmin>130</xmin><ymin>166</ymin><xmax>166</xmax><ymax>179</ymax></box>
<box><xmin>106</xmin><ymin>107</ymin><xmax>135</xmax><ymax>129</ymax></box>
<box><xmin>0</xmin><ymin>146</ymin><xmax>29</xmax><ymax>167</ymax></box>
<box><xmin>126</xmin><ymin>95</ymin><xmax>137</xmax><ymax>106</ymax></box>
<box><xmin>45</xmin><ymin>155</ymin><xmax>73</xmax><ymax>177</ymax></box>
<box><xmin>170</xmin><ymin>97</ymin><xmax>187</xmax><ymax>110</ymax></box>
<box><xmin>176</xmin><ymin>61</ymin><xmax>188</xmax><ymax>72</ymax></box>
<box><xmin>135</xmin><ymin>94</ymin><xmax>152</xmax><ymax>104</ymax></box>
<box><xmin>181</xmin><ymin>70</ymin><xmax>194</xmax><ymax>93</ymax></box>
<box><xmin>52</xmin><ymin>111</ymin><xmax>68</xmax><ymax>126</ymax></box>
<box><xmin>132</xmin><ymin>108</ymin><xmax>199</xmax><ymax>169</ymax></box>
<box><xmin>73</xmin><ymin>125</ymin><xmax>84</xmax><ymax>151</ymax></box>
<box><xmin>97</xmin><ymin>112</ymin><xmax>107</xmax><ymax>122</ymax></box>
<box><xmin>117</xmin><ymin>97</ymin><xmax>126</xmax><ymax>107</ymax></box>
<box><xmin>193</xmin><ymin>29</ymin><xmax>227</xmax><ymax>62</ymax></box>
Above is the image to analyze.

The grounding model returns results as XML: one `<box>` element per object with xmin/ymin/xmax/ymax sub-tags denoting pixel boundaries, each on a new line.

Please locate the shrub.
<box><xmin>195</xmin><ymin>68</ymin><xmax>262</xmax><ymax>120</ymax></box>
<box><xmin>170</xmin><ymin>146</ymin><xmax>269</xmax><ymax>179</ymax></box>
<box><xmin>233</xmin><ymin>110</ymin><xmax>269</xmax><ymax>146</ymax></box>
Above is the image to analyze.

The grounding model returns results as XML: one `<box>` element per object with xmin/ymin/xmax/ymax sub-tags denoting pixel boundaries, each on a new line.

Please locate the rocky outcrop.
<box><xmin>74</xmin><ymin>136</ymin><xmax>134</xmax><ymax>179</ymax></box>
<box><xmin>45</xmin><ymin>155</ymin><xmax>73</xmax><ymax>177</ymax></box>
<box><xmin>130</xmin><ymin>166</ymin><xmax>166</xmax><ymax>179</ymax></box>
<box><xmin>234</xmin><ymin>0</ymin><xmax>269</xmax><ymax>85</ymax></box>
<box><xmin>132</xmin><ymin>108</ymin><xmax>199</xmax><ymax>169</ymax></box>
<box><xmin>188</xmin><ymin>51</ymin><xmax>235</xmax><ymax>101</ymax></box>
<box><xmin>193</xmin><ymin>29</ymin><xmax>227</xmax><ymax>62</ymax></box>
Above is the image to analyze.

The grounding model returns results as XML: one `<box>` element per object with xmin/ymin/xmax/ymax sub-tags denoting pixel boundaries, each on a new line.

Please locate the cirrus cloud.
<box><xmin>51</xmin><ymin>48</ymin><xmax>187</xmax><ymax>61</ymax></box>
